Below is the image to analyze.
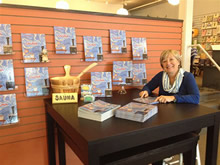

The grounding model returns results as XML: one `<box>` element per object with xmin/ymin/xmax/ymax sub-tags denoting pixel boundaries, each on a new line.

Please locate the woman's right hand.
<box><xmin>139</xmin><ymin>91</ymin><xmax>149</xmax><ymax>98</ymax></box>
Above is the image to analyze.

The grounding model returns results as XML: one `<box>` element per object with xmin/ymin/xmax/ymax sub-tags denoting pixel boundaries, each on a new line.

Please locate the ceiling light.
<box><xmin>56</xmin><ymin>0</ymin><xmax>69</xmax><ymax>9</ymax></box>
<box><xmin>117</xmin><ymin>8</ymin><xmax>129</xmax><ymax>15</ymax></box>
<box><xmin>168</xmin><ymin>0</ymin><xmax>180</xmax><ymax>5</ymax></box>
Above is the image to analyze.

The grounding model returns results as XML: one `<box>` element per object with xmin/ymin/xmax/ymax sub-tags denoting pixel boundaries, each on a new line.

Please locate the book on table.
<box><xmin>78</xmin><ymin>100</ymin><xmax>121</xmax><ymax>122</ymax></box>
<box><xmin>133</xmin><ymin>97</ymin><xmax>159</xmax><ymax>105</ymax></box>
<box><xmin>115</xmin><ymin>102</ymin><xmax>158</xmax><ymax>122</ymax></box>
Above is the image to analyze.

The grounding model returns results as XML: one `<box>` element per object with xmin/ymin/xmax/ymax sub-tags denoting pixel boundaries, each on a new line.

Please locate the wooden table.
<box><xmin>44</xmin><ymin>89</ymin><xmax>220</xmax><ymax>165</ymax></box>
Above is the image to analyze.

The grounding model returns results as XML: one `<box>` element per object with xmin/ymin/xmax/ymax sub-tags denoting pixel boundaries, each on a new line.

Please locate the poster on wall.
<box><xmin>24</xmin><ymin>67</ymin><xmax>50</xmax><ymax>97</ymax></box>
<box><xmin>113</xmin><ymin>61</ymin><xmax>133</xmax><ymax>85</ymax></box>
<box><xmin>0</xmin><ymin>59</ymin><xmax>15</xmax><ymax>91</ymax></box>
<box><xmin>131</xmin><ymin>37</ymin><xmax>148</xmax><ymax>60</ymax></box>
<box><xmin>110</xmin><ymin>29</ymin><xmax>127</xmax><ymax>54</ymax></box>
<box><xmin>132</xmin><ymin>63</ymin><xmax>147</xmax><ymax>86</ymax></box>
<box><xmin>0</xmin><ymin>94</ymin><xmax>18</xmax><ymax>126</ymax></box>
<box><xmin>0</xmin><ymin>24</ymin><xmax>13</xmax><ymax>55</ymax></box>
<box><xmin>83</xmin><ymin>36</ymin><xmax>103</xmax><ymax>61</ymax></box>
<box><xmin>91</xmin><ymin>72</ymin><xmax>112</xmax><ymax>97</ymax></box>
<box><xmin>54</xmin><ymin>26</ymin><xmax>77</xmax><ymax>54</ymax></box>
<box><xmin>21</xmin><ymin>33</ymin><xmax>49</xmax><ymax>63</ymax></box>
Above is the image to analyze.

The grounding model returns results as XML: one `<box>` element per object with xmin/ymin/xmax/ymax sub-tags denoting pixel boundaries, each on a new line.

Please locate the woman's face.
<box><xmin>162</xmin><ymin>54</ymin><xmax>180</xmax><ymax>75</ymax></box>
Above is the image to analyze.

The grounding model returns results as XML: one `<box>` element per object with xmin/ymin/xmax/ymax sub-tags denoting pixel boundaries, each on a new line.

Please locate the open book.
<box><xmin>78</xmin><ymin>100</ymin><xmax>121</xmax><ymax>122</ymax></box>
<box><xmin>133</xmin><ymin>97</ymin><xmax>159</xmax><ymax>105</ymax></box>
<box><xmin>115</xmin><ymin>102</ymin><xmax>158</xmax><ymax>123</ymax></box>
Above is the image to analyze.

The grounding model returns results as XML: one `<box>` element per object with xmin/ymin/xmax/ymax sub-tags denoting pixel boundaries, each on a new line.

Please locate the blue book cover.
<box><xmin>0</xmin><ymin>59</ymin><xmax>15</xmax><ymax>91</ymax></box>
<box><xmin>21</xmin><ymin>33</ymin><xmax>47</xmax><ymax>63</ymax></box>
<box><xmin>83</xmin><ymin>36</ymin><xmax>103</xmax><ymax>61</ymax></box>
<box><xmin>113</xmin><ymin>61</ymin><xmax>133</xmax><ymax>85</ymax></box>
<box><xmin>91</xmin><ymin>72</ymin><xmax>112</xmax><ymax>97</ymax></box>
<box><xmin>132</xmin><ymin>37</ymin><xmax>148</xmax><ymax>60</ymax></box>
<box><xmin>24</xmin><ymin>67</ymin><xmax>50</xmax><ymax>97</ymax></box>
<box><xmin>0</xmin><ymin>94</ymin><xmax>18</xmax><ymax>126</ymax></box>
<box><xmin>110</xmin><ymin>29</ymin><xmax>127</xmax><ymax>54</ymax></box>
<box><xmin>54</xmin><ymin>26</ymin><xmax>77</xmax><ymax>54</ymax></box>
<box><xmin>0</xmin><ymin>24</ymin><xmax>13</xmax><ymax>55</ymax></box>
<box><xmin>132</xmin><ymin>63</ymin><xmax>147</xmax><ymax>86</ymax></box>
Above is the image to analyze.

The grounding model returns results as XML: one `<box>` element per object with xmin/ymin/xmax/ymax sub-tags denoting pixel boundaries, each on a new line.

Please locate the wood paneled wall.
<box><xmin>0</xmin><ymin>4</ymin><xmax>183</xmax><ymax>165</ymax></box>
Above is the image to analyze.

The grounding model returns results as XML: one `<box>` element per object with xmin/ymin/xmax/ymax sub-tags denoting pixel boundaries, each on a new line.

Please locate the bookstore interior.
<box><xmin>0</xmin><ymin>1</ymin><xmax>220</xmax><ymax>165</ymax></box>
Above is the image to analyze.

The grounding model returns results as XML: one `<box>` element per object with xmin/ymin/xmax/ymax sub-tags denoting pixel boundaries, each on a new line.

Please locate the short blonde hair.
<box><xmin>160</xmin><ymin>50</ymin><xmax>182</xmax><ymax>68</ymax></box>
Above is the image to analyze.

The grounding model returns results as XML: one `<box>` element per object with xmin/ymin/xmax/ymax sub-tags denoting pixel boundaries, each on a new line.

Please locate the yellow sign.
<box><xmin>52</xmin><ymin>93</ymin><xmax>78</xmax><ymax>104</ymax></box>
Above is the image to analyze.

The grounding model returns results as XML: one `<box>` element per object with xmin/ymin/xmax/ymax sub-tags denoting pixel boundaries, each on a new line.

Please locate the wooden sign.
<box><xmin>52</xmin><ymin>93</ymin><xmax>78</xmax><ymax>104</ymax></box>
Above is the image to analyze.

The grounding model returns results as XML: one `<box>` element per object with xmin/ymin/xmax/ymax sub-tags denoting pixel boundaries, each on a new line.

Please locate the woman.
<box><xmin>139</xmin><ymin>49</ymin><xmax>200</xmax><ymax>104</ymax></box>
<box><xmin>140</xmin><ymin>50</ymin><xmax>200</xmax><ymax>165</ymax></box>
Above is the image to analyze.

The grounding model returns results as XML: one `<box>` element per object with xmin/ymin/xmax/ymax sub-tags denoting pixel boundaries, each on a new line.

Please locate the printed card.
<box><xmin>54</xmin><ymin>26</ymin><xmax>77</xmax><ymax>54</ymax></box>
<box><xmin>24</xmin><ymin>67</ymin><xmax>50</xmax><ymax>97</ymax></box>
<box><xmin>0</xmin><ymin>24</ymin><xmax>13</xmax><ymax>55</ymax></box>
<box><xmin>83</xmin><ymin>36</ymin><xmax>103</xmax><ymax>61</ymax></box>
<box><xmin>110</xmin><ymin>29</ymin><xmax>127</xmax><ymax>54</ymax></box>
<box><xmin>0</xmin><ymin>94</ymin><xmax>18</xmax><ymax>126</ymax></box>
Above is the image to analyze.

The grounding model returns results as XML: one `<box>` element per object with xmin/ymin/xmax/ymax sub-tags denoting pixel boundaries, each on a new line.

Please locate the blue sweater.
<box><xmin>142</xmin><ymin>71</ymin><xmax>200</xmax><ymax>104</ymax></box>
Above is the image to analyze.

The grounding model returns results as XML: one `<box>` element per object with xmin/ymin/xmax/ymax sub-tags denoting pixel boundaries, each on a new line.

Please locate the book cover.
<box><xmin>113</xmin><ymin>61</ymin><xmax>133</xmax><ymax>85</ymax></box>
<box><xmin>115</xmin><ymin>102</ymin><xmax>158</xmax><ymax>122</ymax></box>
<box><xmin>132</xmin><ymin>63</ymin><xmax>147</xmax><ymax>86</ymax></box>
<box><xmin>131</xmin><ymin>37</ymin><xmax>148</xmax><ymax>60</ymax></box>
<box><xmin>91</xmin><ymin>72</ymin><xmax>112</xmax><ymax>97</ymax></box>
<box><xmin>78</xmin><ymin>100</ymin><xmax>121</xmax><ymax>122</ymax></box>
<box><xmin>21</xmin><ymin>33</ymin><xmax>47</xmax><ymax>63</ymax></box>
<box><xmin>54</xmin><ymin>26</ymin><xmax>77</xmax><ymax>54</ymax></box>
<box><xmin>83</xmin><ymin>36</ymin><xmax>103</xmax><ymax>61</ymax></box>
<box><xmin>0</xmin><ymin>94</ymin><xmax>18</xmax><ymax>126</ymax></box>
<box><xmin>110</xmin><ymin>29</ymin><xmax>127</xmax><ymax>54</ymax></box>
<box><xmin>0</xmin><ymin>59</ymin><xmax>15</xmax><ymax>91</ymax></box>
<box><xmin>24</xmin><ymin>67</ymin><xmax>50</xmax><ymax>97</ymax></box>
<box><xmin>133</xmin><ymin>97</ymin><xmax>159</xmax><ymax>105</ymax></box>
<box><xmin>0</xmin><ymin>24</ymin><xmax>13</xmax><ymax>55</ymax></box>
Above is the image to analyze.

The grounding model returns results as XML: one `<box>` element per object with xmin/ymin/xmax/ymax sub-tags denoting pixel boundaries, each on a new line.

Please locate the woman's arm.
<box><xmin>174</xmin><ymin>73</ymin><xmax>200</xmax><ymax>104</ymax></box>
<box><xmin>141</xmin><ymin>72</ymin><xmax>162</xmax><ymax>95</ymax></box>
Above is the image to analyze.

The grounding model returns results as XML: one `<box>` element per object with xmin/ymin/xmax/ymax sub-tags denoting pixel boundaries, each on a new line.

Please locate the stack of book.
<box><xmin>78</xmin><ymin>100</ymin><xmax>121</xmax><ymax>122</ymax></box>
<box><xmin>115</xmin><ymin>102</ymin><xmax>158</xmax><ymax>123</ymax></box>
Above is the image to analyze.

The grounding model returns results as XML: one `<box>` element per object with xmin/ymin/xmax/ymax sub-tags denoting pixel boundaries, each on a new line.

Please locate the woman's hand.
<box><xmin>155</xmin><ymin>95</ymin><xmax>176</xmax><ymax>103</ymax></box>
<box><xmin>139</xmin><ymin>91</ymin><xmax>149</xmax><ymax>98</ymax></box>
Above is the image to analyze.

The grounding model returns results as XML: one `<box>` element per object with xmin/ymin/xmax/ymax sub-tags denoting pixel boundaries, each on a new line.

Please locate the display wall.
<box><xmin>0</xmin><ymin>4</ymin><xmax>183</xmax><ymax>165</ymax></box>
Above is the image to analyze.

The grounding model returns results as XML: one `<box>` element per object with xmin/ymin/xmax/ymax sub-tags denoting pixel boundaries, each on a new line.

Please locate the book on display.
<box><xmin>91</xmin><ymin>72</ymin><xmax>112</xmax><ymax>97</ymax></box>
<box><xmin>78</xmin><ymin>100</ymin><xmax>121</xmax><ymax>122</ymax></box>
<box><xmin>0</xmin><ymin>94</ymin><xmax>18</xmax><ymax>126</ymax></box>
<box><xmin>24</xmin><ymin>67</ymin><xmax>50</xmax><ymax>97</ymax></box>
<box><xmin>54</xmin><ymin>26</ymin><xmax>77</xmax><ymax>54</ymax></box>
<box><xmin>115</xmin><ymin>102</ymin><xmax>158</xmax><ymax>122</ymax></box>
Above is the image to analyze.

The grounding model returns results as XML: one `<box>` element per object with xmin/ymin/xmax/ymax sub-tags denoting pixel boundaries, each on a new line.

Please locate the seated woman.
<box><xmin>139</xmin><ymin>49</ymin><xmax>200</xmax><ymax>104</ymax></box>
<box><xmin>139</xmin><ymin>49</ymin><xmax>200</xmax><ymax>165</ymax></box>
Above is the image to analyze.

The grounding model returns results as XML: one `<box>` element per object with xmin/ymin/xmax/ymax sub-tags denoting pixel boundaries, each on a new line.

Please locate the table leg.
<box><xmin>46</xmin><ymin>112</ymin><xmax>56</xmax><ymax>165</ymax></box>
<box><xmin>58</xmin><ymin>127</ymin><xmax>66</xmax><ymax>165</ymax></box>
<box><xmin>205</xmin><ymin>115</ymin><xmax>220</xmax><ymax>165</ymax></box>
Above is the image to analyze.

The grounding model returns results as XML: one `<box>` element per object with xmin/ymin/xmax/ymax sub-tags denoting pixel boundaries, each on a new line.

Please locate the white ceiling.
<box><xmin>92</xmin><ymin>0</ymin><xmax>167</xmax><ymax>10</ymax></box>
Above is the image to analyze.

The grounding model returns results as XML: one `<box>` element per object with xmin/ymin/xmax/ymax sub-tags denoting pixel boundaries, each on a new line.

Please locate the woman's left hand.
<box><xmin>155</xmin><ymin>95</ymin><xmax>176</xmax><ymax>103</ymax></box>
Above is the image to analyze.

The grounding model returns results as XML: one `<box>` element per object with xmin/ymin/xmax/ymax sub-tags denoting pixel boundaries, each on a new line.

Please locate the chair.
<box><xmin>101</xmin><ymin>133</ymin><xmax>199</xmax><ymax>165</ymax></box>
<box><xmin>163</xmin><ymin>144</ymin><xmax>201</xmax><ymax>165</ymax></box>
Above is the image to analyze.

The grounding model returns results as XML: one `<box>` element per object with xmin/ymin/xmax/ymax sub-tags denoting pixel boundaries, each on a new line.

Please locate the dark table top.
<box><xmin>45</xmin><ymin>89</ymin><xmax>220</xmax><ymax>144</ymax></box>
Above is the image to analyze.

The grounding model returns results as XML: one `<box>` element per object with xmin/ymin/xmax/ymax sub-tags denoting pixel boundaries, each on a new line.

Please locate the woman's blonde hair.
<box><xmin>160</xmin><ymin>50</ymin><xmax>182</xmax><ymax>68</ymax></box>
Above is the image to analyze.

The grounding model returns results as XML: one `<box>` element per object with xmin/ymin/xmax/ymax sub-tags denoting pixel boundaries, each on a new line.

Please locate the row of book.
<box><xmin>78</xmin><ymin>97</ymin><xmax>158</xmax><ymax>122</ymax></box>
<box><xmin>0</xmin><ymin>24</ymin><xmax>148</xmax><ymax>62</ymax></box>
<box><xmin>0</xmin><ymin>60</ymin><xmax>147</xmax><ymax>97</ymax></box>
<box><xmin>0</xmin><ymin>59</ymin><xmax>49</xmax><ymax>97</ymax></box>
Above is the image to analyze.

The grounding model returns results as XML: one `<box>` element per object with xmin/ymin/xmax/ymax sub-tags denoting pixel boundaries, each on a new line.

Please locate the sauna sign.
<box><xmin>52</xmin><ymin>93</ymin><xmax>78</xmax><ymax>104</ymax></box>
